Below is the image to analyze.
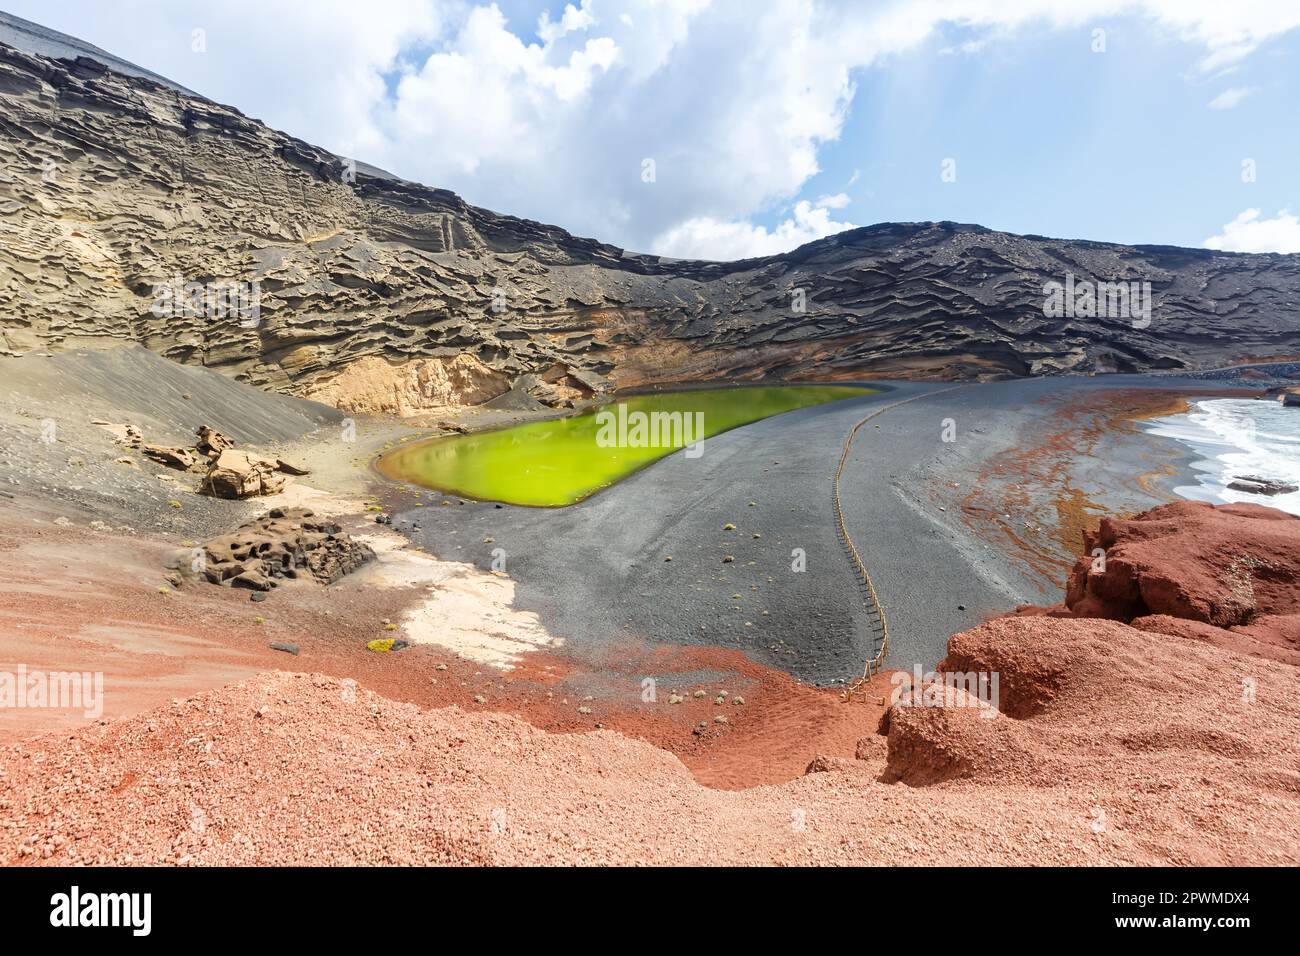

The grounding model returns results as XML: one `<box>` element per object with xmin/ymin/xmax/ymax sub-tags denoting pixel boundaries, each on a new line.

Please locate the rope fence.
<box><xmin>836</xmin><ymin>386</ymin><xmax>964</xmax><ymax>702</ymax></box>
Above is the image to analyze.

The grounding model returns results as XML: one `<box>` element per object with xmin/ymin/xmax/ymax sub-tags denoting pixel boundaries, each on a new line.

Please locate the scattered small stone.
<box><xmin>250</xmin><ymin>591</ymin><xmax>267</xmax><ymax>603</ymax></box>
<box><xmin>714</xmin><ymin>714</ymin><xmax>728</xmax><ymax>724</ymax></box>
<box><xmin>732</xmin><ymin>696</ymin><xmax>745</xmax><ymax>705</ymax></box>
<box><xmin>474</xmin><ymin>695</ymin><xmax>486</xmax><ymax>704</ymax></box>
<box><xmin>577</xmin><ymin>706</ymin><xmax>592</xmax><ymax>715</ymax></box>
<box><xmin>270</xmin><ymin>642</ymin><xmax>299</xmax><ymax>655</ymax></box>
<box><xmin>668</xmin><ymin>694</ymin><xmax>683</xmax><ymax>705</ymax></box>
<box><xmin>722</xmin><ymin>555</ymin><xmax>734</xmax><ymax>563</ymax></box>
<box><xmin>723</xmin><ymin>523</ymin><xmax>736</xmax><ymax>531</ymax></box>
<box><xmin>693</xmin><ymin>689</ymin><xmax>706</xmax><ymax>698</ymax></box>
<box><xmin>275</xmin><ymin>457</ymin><xmax>311</xmax><ymax>477</ymax></box>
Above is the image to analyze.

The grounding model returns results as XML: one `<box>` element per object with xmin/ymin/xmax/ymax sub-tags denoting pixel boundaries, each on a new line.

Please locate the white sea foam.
<box><xmin>1143</xmin><ymin>398</ymin><xmax>1300</xmax><ymax>516</ymax></box>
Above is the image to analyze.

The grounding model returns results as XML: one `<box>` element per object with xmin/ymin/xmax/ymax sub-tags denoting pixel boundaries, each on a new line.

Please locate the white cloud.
<box><xmin>1206</xmin><ymin>86</ymin><xmax>1258</xmax><ymax>110</ymax></box>
<box><xmin>539</xmin><ymin>3</ymin><xmax>597</xmax><ymax>43</ymax></box>
<box><xmin>8</xmin><ymin>0</ymin><xmax>1300</xmax><ymax>259</ymax></box>
<box><xmin>1205</xmin><ymin>209</ymin><xmax>1300</xmax><ymax>254</ymax></box>
<box><xmin>815</xmin><ymin>193</ymin><xmax>852</xmax><ymax>210</ymax></box>
<box><xmin>654</xmin><ymin>200</ymin><xmax>857</xmax><ymax>260</ymax></box>
<box><xmin>1138</xmin><ymin>0</ymin><xmax>1300</xmax><ymax>73</ymax></box>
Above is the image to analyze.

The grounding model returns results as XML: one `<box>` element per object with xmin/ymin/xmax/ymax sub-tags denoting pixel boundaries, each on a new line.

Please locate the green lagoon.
<box><xmin>378</xmin><ymin>385</ymin><xmax>876</xmax><ymax>507</ymax></box>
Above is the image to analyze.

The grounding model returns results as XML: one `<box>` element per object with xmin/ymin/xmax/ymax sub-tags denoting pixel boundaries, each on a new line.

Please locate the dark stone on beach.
<box><xmin>232</xmin><ymin>571</ymin><xmax>271</xmax><ymax>591</ymax></box>
<box><xmin>1227</xmin><ymin>475</ymin><xmax>1298</xmax><ymax>496</ymax></box>
<box><xmin>270</xmin><ymin>642</ymin><xmax>299</xmax><ymax>655</ymax></box>
<box><xmin>250</xmin><ymin>591</ymin><xmax>267</xmax><ymax>602</ymax></box>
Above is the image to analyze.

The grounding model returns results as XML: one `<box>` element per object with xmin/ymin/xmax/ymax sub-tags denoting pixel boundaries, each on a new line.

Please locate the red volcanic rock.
<box><xmin>1130</xmin><ymin>613</ymin><xmax>1300</xmax><ymax>668</ymax></box>
<box><xmin>1065</xmin><ymin>501</ymin><xmax>1300</xmax><ymax>627</ymax></box>
<box><xmin>5</xmin><ymin>628</ymin><xmax>1299</xmax><ymax>866</ymax></box>
<box><xmin>879</xmin><ymin>615</ymin><xmax>1295</xmax><ymax>794</ymax></box>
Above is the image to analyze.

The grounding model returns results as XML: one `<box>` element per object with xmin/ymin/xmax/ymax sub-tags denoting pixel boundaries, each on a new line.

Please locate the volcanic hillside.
<box><xmin>2</xmin><ymin>11</ymin><xmax>1299</xmax><ymax>415</ymax></box>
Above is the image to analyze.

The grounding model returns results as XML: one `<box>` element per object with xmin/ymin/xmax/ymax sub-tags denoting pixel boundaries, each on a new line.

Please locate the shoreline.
<box><xmin>1</xmin><ymin>354</ymin><xmax>1298</xmax><ymax>864</ymax></box>
<box><xmin>0</xmin><ymin>352</ymin><xmax>1285</xmax><ymax>787</ymax></box>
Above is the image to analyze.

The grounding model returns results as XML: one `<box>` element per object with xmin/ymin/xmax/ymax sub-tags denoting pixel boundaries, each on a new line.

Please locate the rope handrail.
<box><xmin>836</xmin><ymin>386</ymin><xmax>964</xmax><ymax>702</ymax></box>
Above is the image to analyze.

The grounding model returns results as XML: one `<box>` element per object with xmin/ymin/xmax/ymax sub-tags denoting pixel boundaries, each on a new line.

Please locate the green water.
<box><xmin>378</xmin><ymin>385</ymin><xmax>876</xmax><ymax>507</ymax></box>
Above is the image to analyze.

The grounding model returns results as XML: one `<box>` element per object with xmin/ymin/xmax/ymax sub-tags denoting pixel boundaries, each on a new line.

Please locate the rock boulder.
<box><xmin>200</xmin><ymin>449</ymin><xmax>288</xmax><ymax>499</ymax></box>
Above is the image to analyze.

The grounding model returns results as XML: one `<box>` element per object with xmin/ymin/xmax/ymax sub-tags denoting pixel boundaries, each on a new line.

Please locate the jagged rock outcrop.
<box><xmin>1019</xmin><ymin>500</ymin><xmax>1300</xmax><ymax>665</ymax></box>
<box><xmin>197</xmin><ymin>506</ymin><xmax>375</xmax><ymax>591</ymax></box>
<box><xmin>1066</xmin><ymin>501</ymin><xmax>1299</xmax><ymax>626</ymax></box>
<box><xmin>140</xmin><ymin>444</ymin><xmax>197</xmax><ymax>470</ymax></box>
<box><xmin>195</xmin><ymin>425</ymin><xmax>234</xmax><ymax>459</ymax></box>
<box><xmin>201</xmin><ymin>449</ymin><xmax>288</xmax><ymax>499</ymax></box>
<box><xmin>1</xmin><ymin>13</ymin><xmax>1299</xmax><ymax>408</ymax></box>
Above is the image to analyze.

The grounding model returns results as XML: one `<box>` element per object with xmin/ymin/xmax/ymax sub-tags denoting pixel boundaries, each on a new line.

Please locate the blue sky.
<box><xmin>8</xmin><ymin>0</ymin><xmax>1300</xmax><ymax>259</ymax></box>
<box><xmin>788</xmin><ymin>15</ymin><xmax>1300</xmax><ymax>249</ymax></box>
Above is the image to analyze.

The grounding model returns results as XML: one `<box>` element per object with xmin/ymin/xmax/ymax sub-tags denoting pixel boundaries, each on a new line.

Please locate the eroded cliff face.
<box><xmin>2</xmin><ymin>29</ymin><xmax>1299</xmax><ymax>415</ymax></box>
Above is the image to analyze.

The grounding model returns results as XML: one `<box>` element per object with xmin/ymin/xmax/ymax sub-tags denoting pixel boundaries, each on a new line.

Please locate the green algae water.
<box><xmin>378</xmin><ymin>385</ymin><xmax>876</xmax><ymax>507</ymax></box>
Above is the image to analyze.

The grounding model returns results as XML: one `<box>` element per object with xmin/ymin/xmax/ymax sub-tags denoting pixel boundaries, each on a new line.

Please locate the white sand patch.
<box><xmin>255</xmin><ymin>483</ymin><xmax>366</xmax><ymax>517</ymax></box>
<box><xmin>349</xmin><ymin>527</ymin><xmax>562</xmax><ymax>669</ymax></box>
<box><xmin>234</xmin><ymin>489</ymin><xmax>562</xmax><ymax>667</ymax></box>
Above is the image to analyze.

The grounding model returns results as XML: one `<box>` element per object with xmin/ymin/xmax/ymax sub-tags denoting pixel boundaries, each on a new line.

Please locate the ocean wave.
<box><xmin>1143</xmin><ymin>398</ymin><xmax>1300</xmax><ymax>516</ymax></box>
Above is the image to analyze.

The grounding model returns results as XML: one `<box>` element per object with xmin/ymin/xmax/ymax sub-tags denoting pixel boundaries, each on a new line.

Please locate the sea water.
<box><xmin>1143</xmin><ymin>398</ymin><xmax>1300</xmax><ymax>516</ymax></box>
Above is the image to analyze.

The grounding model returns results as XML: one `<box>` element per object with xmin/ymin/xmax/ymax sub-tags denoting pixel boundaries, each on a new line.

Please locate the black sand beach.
<box><xmin>394</xmin><ymin>373</ymin><xmax>1259</xmax><ymax>682</ymax></box>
